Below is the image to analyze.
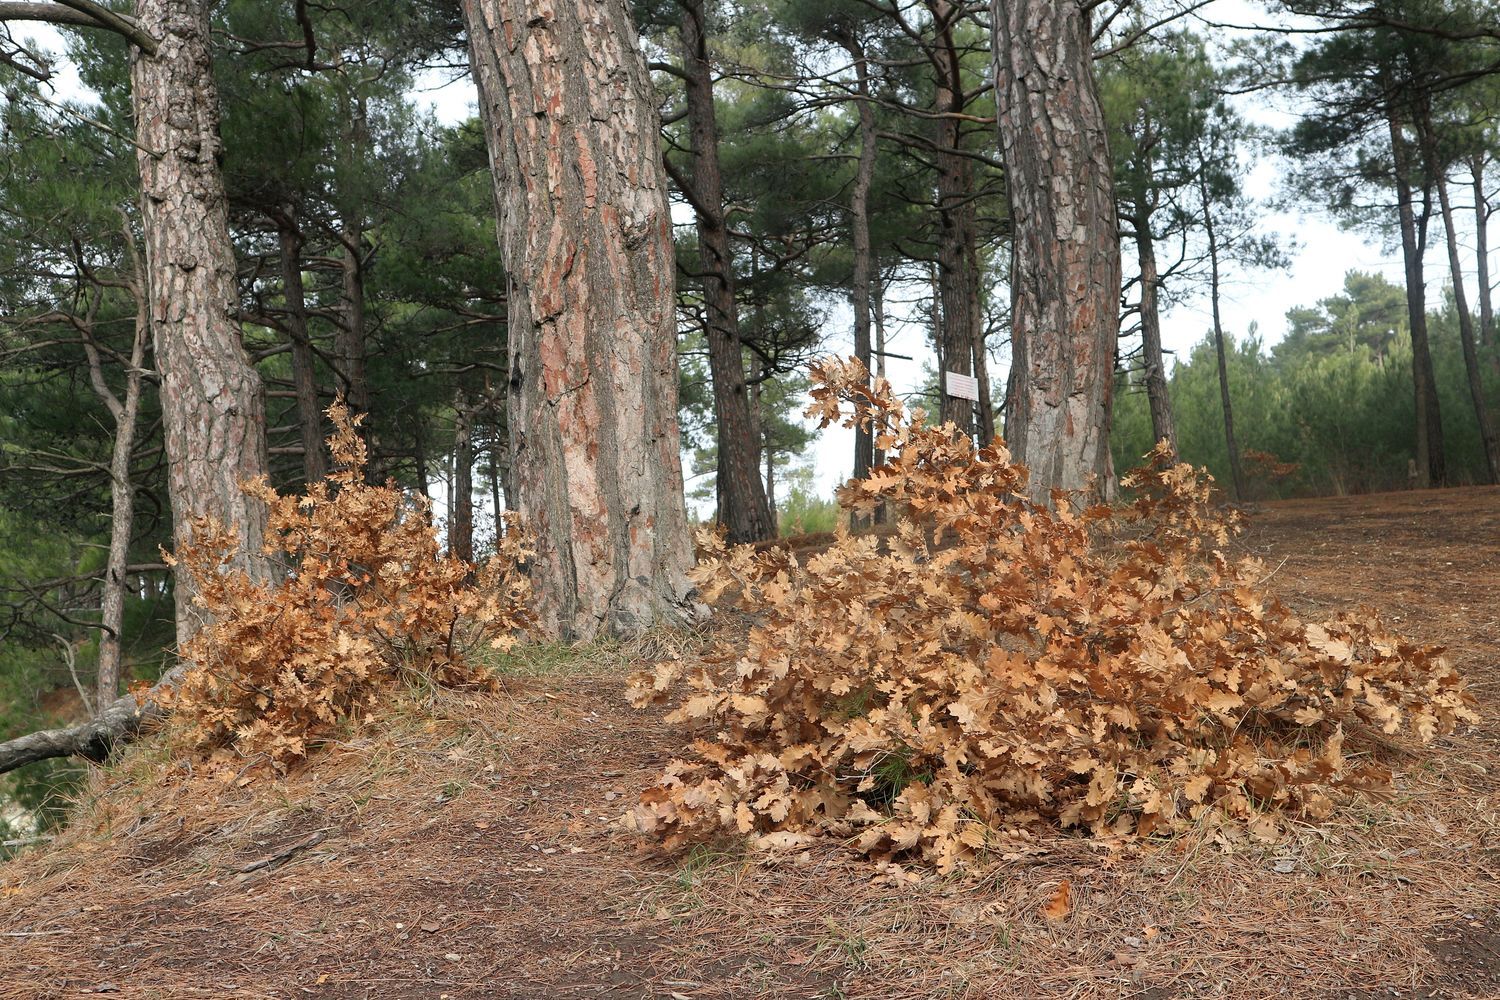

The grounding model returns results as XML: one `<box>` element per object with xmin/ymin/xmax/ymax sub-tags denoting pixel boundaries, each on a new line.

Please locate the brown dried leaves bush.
<box><xmin>164</xmin><ymin>401</ymin><xmax>534</xmax><ymax>764</ymax></box>
<box><xmin>627</xmin><ymin>359</ymin><xmax>1475</xmax><ymax>870</ymax></box>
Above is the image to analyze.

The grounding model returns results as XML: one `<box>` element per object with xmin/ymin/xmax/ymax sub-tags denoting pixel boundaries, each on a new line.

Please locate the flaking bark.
<box><xmin>131</xmin><ymin>0</ymin><xmax>276</xmax><ymax>638</ymax></box>
<box><xmin>461</xmin><ymin>0</ymin><xmax>696</xmax><ymax>638</ymax></box>
<box><xmin>991</xmin><ymin>0</ymin><xmax>1120</xmax><ymax>502</ymax></box>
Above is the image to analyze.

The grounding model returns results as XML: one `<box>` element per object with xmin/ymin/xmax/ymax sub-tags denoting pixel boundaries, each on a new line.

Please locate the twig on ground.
<box><xmin>236</xmin><ymin>828</ymin><xmax>329</xmax><ymax>874</ymax></box>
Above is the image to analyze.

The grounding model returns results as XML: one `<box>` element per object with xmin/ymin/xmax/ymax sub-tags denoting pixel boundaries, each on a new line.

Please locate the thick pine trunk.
<box><xmin>1387</xmin><ymin>111</ymin><xmax>1445</xmax><ymax>488</ymax></box>
<box><xmin>131</xmin><ymin>0</ymin><xmax>275</xmax><ymax>639</ymax></box>
<box><xmin>278</xmin><ymin>214</ymin><xmax>327</xmax><ymax>485</ymax></box>
<box><xmin>1433</xmin><ymin>158</ymin><xmax>1499</xmax><ymax>483</ymax></box>
<box><xmin>679</xmin><ymin>0</ymin><xmax>774</xmax><ymax>543</ymax></box>
<box><xmin>1135</xmin><ymin>220</ymin><xmax>1177</xmax><ymax>456</ymax></box>
<box><xmin>462</xmin><ymin>0</ymin><xmax>695</xmax><ymax>639</ymax></box>
<box><xmin>991</xmin><ymin>0</ymin><xmax>1119</xmax><ymax>502</ymax></box>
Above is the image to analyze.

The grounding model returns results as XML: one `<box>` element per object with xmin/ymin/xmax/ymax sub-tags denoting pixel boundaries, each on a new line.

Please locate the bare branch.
<box><xmin>0</xmin><ymin>1</ymin><xmax>159</xmax><ymax>55</ymax></box>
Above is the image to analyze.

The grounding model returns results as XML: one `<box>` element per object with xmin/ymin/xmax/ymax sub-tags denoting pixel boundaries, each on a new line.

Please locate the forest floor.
<box><xmin>1</xmin><ymin>486</ymin><xmax>1498</xmax><ymax>1000</ymax></box>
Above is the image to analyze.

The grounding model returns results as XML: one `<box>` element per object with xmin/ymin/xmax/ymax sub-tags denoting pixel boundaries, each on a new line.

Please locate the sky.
<box><xmin>11</xmin><ymin>5</ymin><xmax>1490</xmax><ymax>509</ymax></box>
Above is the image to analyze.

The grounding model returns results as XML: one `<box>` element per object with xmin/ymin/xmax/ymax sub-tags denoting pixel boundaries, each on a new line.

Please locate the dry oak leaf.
<box><xmin>1041</xmin><ymin>879</ymin><xmax>1073</xmax><ymax>922</ymax></box>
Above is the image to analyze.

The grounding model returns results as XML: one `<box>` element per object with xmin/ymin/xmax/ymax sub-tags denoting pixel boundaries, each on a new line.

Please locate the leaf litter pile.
<box><xmin>628</xmin><ymin>359</ymin><xmax>1477</xmax><ymax>870</ymax></box>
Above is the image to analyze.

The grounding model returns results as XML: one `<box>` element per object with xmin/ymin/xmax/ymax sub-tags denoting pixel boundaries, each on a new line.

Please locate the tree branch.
<box><xmin>0</xmin><ymin>1</ymin><xmax>157</xmax><ymax>54</ymax></box>
<box><xmin>0</xmin><ymin>663</ymin><xmax>185</xmax><ymax>774</ymax></box>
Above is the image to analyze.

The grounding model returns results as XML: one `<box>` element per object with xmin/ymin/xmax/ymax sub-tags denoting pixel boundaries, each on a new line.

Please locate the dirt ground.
<box><xmin>1</xmin><ymin>486</ymin><xmax>1497</xmax><ymax>1000</ymax></box>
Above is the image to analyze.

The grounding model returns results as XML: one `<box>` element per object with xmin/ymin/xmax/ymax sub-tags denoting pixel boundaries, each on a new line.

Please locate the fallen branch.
<box><xmin>236</xmin><ymin>829</ymin><xmax>328</xmax><ymax>874</ymax></box>
<box><xmin>2</xmin><ymin>835</ymin><xmax>54</xmax><ymax>849</ymax></box>
<box><xmin>0</xmin><ymin>929</ymin><xmax>70</xmax><ymax>937</ymax></box>
<box><xmin>0</xmin><ymin>664</ymin><xmax>186</xmax><ymax>775</ymax></box>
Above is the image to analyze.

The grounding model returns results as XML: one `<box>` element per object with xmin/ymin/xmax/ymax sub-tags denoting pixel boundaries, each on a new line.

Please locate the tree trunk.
<box><xmin>451</xmin><ymin>396</ymin><xmax>475</xmax><ymax>564</ymax></box>
<box><xmin>414</xmin><ymin>428</ymin><xmax>430</xmax><ymax>498</ymax></box>
<box><xmin>764</xmin><ymin>427</ymin><xmax>777</xmax><ymax>534</ymax></box>
<box><xmin>1135</xmin><ymin>218</ymin><xmax>1178</xmax><ymax>456</ymax></box>
<box><xmin>872</xmin><ymin>264</ymin><xmax>890</xmax><ymax>525</ymax></box>
<box><xmin>80</xmin><ymin>225</ymin><xmax>150</xmax><ymax>705</ymax></box>
<box><xmin>678</xmin><ymin>0</ymin><xmax>774</xmax><ymax>543</ymax></box>
<box><xmin>931</xmin><ymin>0</ymin><xmax>980</xmax><ymax>437</ymax></box>
<box><xmin>338</xmin><ymin>216</ymin><xmax>370</xmax><ymax>431</ymax></box>
<box><xmin>839</xmin><ymin>31</ymin><xmax>876</xmax><ymax>485</ymax></box>
<box><xmin>278</xmin><ymin>213</ymin><xmax>327</xmax><ymax>485</ymax></box>
<box><xmin>991</xmin><ymin>0</ymin><xmax>1119</xmax><ymax>502</ymax></box>
<box><xmin>489</xmin><ymin>428</ymin><xmax>504</xmax><ymax>521</ymax></box>
<box><xmin>462</xmin><ymin>0</ymin><xmax>695</xmax><ymax>638</ymax></box>
<box><xmin>95</xmin><ymin>330</ymin><xmax>145</xmax><ymax>706</ymax></box>
<box><xmin>1387</xmin><ymin>110</ymin><xmax>1445</xmax><ymax>488</ymax></box>
<box><xmin>1198</xmin><ymin>162</ymin><xmax>1246</xmax><ymax>503</ymax></box>
<box><xmin>1433</xmin><ymin>154</ymin><xmax>1499</xmax><ymax>483</ymax></box>
<box><xmin>929</xmin><ymin>261</ymin><xmax>944</xmax><ymax>379</ymax></box>
<box><xmin>337</xmin><ymin>93</ymin><xmax>372</xmax><ymax>437</ymax></box>
<box><xmin>1474</xmin><ymin>153</ymin><xmax>1494</xmax><ymax>347</ymax></box>
<box><xmin>970</xmin><ymin>234</ymin><xmax>996</xmax><ymax>444</ymax></box>
<box><xmin>131</xmin><ymin>0</ymin><xmax>275</xmax><ymax>639</ymax></box>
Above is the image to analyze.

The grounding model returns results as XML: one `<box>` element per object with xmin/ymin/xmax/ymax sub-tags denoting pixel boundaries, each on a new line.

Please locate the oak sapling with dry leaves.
<box><xmin>159</xmin><ymin>400</ymin><xmax>536</xmax><ymax>765</ymax></box>
<box><xmin>627</xmin><ymin>358</ymin><xmax>1476</xmax><ymax>870</ymax></box>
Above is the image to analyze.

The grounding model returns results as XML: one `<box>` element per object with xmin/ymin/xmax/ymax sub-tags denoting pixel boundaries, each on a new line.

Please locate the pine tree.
<box><xmin>461</xmin><ymin>0</ymin><xmax>696</xmax><ymax>638</ymax></box>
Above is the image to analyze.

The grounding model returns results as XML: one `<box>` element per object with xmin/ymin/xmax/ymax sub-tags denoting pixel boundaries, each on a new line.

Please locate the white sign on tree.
<box><xmin>945</xmin><ymin>371</ymin><xmax>979</xmax><ymax>401</ymax></box>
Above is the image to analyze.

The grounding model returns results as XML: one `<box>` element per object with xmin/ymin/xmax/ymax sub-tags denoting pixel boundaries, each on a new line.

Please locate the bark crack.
<box><xmin>547</xmin><ymin>373</ymin><xmax>591</xmax><ymax>407</ymax></box>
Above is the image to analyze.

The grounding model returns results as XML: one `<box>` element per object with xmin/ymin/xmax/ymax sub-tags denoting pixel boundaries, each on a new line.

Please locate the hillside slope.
<box><xmin>2</xmin><ymin>487</ymin><xmax>1498</xmax><ymax>1000</ymax></box>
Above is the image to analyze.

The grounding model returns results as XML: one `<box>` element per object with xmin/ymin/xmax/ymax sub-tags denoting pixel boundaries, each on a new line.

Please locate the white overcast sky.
<box><xmin>13</xmin><ymin>2</ymin><xmax>1486</xmax><ymax>508</ymax></box>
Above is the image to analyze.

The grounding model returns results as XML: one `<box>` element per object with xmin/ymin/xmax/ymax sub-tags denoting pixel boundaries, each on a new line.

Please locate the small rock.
<box><xmin>444</xmin><ymin>953</ymin><xmax>462</xmax><ymax>962</ymax></box>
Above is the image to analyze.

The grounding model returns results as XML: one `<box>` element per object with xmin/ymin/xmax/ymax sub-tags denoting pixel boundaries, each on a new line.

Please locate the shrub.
<box><xmin>627</xmin><ymin>359</ymin><xmax>1475</xmax><ymax>870</ymax></box>
<box><xmin>164</xmin><ymin>401</ymin><xmax>534</xmax><ymax>764</ymax></box>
